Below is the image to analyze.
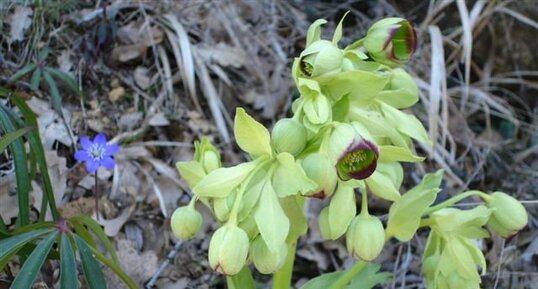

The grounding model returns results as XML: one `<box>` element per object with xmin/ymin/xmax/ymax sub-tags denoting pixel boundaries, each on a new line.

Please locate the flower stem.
<box><xmin>226</xmin><ymin>266</ymin><xmax>256</xmax><ymax>289</ymax></box>
<box><xmin>422</xmin><ymin>190</ymin><xmax>489</xmax><ymax>216</ymax></box>
<box><xmin>272</xmin><ymin>240</ymin><xmax>297</xmax><ymax>289</ymax></box>
<box><xmin>327</xmin><ymin>261</ymin><xmax>368</xmax><ymax>289</ymax></box>
<box><xmin>94</xmin><ymin>172</ymin><xmax>100</xmax><ymax>221</ymax></box>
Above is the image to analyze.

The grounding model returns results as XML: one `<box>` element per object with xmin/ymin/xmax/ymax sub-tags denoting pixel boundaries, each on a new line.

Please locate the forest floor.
<box><xmin>0</xmin><ymin>0</ymin><xmax>537</xmax><ymax>288</ymax></box>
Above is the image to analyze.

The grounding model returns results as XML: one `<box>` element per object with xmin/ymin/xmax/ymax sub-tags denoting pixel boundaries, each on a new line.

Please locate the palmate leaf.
<box><xmin>75</xmin><ymin>235</ymin><xmax>107</xmax><ymax>289</ymax></box>
<box><xmin>10</xmin><ymin>231</ymin><xmax>58</xmax><ymax>289</ymax></box>
<box><xmin>60</xmin><ymin>234</ymin><xmax>79</xmax><ymax>289</ymax></box>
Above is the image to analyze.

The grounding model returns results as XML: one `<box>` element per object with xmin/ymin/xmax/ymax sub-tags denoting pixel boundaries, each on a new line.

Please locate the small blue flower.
<box><xmin>74</xmin><ymin>133</ymin><xmax>119</xmax><ymax>173</ymax></box>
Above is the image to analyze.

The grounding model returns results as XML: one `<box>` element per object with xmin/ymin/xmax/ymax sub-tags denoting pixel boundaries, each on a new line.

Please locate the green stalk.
<box><xmin>272</xmin><ymin>240</ymin><xmax>297</xmax><ymax>289</ymax></box>
<box><xmin>422</xmin><ymin>190</ymin><xmax>489</xmax><ymax>216</ymax></box>
<box><xmin>227</xmin><ymin>266</ymin><xmax>256</xmax><ymax>289</ymax></box>
<box><xmin>327</xmin><ymin>261</ymin><xmax>368</xmax><ymax>289</ymax></box>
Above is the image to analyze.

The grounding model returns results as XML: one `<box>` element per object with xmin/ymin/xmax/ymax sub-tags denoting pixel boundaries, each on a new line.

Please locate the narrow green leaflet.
<box><xmin>75</xmin><ymin>235</ymin><xmax>107</xmax><ymax>289</ymax></box>
<box><xmin>385</xmin><ymin>170</ymin><xmax>442</xmax><ymax>241</ymax></box>
<box><xmin>332</xmin><ymin>11</ymin><xmax>349</xmax><ymax>45</ymax></box>
<box><xmin>0</xmin><ymin>127</ymin><xmax>33</xmax><ymax>152</ymax></box>
<box><xmin>10</xmin><ymin>231</ymin><xmax>58</xmax><ymax>289</ymax></box>
<box><xmin>193</xmin><ymin>161</ymin><xmax>258</xmax><ymax>198</ymax></box>
<box><xmin>365</xmin><ymin>171</ymin><xmax>401</xmax><ymax>202</ymax></box>
<box><xmin>379</xmin><ymin>101</ymin><xmax>432</xmax><ymax>146</ymax></box>
<box><xmin>85</xmin><ymin>242</ymin><xmax>138</xmax><ymax>289</ymax></box>
<box><xmin>70</xmin><ymin>216</ymin><xmax>119</xmax><ymax>262</ymax></box>
<box><xmin>60</xmin><ymin>234</ymin><xmax>79</xmax><ymax>289</ymax></box>
<box><xmin>234</xmin><ymin>108</ymin><xmax>272</xmax><ymax>157</ymax></box>
<box><xmin>42</xmin><ymin>71</ymin><xmax>63</xmax><ymax>115</ymax></box>
<box><xmin>254</xmin><ymin>179</ymin><xmax>289</xmax><ymax>252</ymax></box>
<box><xmin>306</xmin><ymin>19</ymin><xmax>327</xmax><ymax>46</ymax></box>
<box><xmin>378</xmin><ymin>145</ymin><xmax>425</xmax><ymax>163</ymax></box>
<box><xmin>45</xmin><ymin>67</ymin><xmax>82</xmax><ymax>96</ymax></box>
<box><xmin>0</xmin><ymin>229</ymin><xmax>49</xmax><ymax>270</ymax></box>
<box><xmin>272</xmin><ymin>153</ymin><xmax>317</xmax><ymax>197</ymax></box>
<box><xmin>8</xmin><ymin>63</ymin><xmax>37</xmax><ymax>83</ymax></box>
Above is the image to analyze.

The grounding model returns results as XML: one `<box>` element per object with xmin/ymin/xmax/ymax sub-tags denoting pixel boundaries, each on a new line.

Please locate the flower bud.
<box><xmin>170</xmin><ymin>206</ymin><xmax>203</xmax><ymax>240</ymax></box>
<box><xmin>301</xmin><ymin>153</ymin><xmax>337</xmax><ymax>198</ymax></box>
<box><xmin>346</xmin><ymin>214</ymin><xmax>385</xmax><ymax>261</ymax></box>
<box><xmin>193</xmin><ymin>137</ymin><xmax>221</xmax><ymax>173</ymax></box>
<box><xmin>271</xmin><ymin>118</ymin><xmax>307</xmax><ymax>156</ymax></box>
<box><xmin>485</xmin><ymin>192</ymin><xmax>528</xmax><ymax>238</ymax></box>
<box><xmin>377</xmin><ymin>68</ymin><xmax>419</xmax><ymax>108</ymax></box>
<box><xmin>363</xmin><ymin>18</ymin><xmax>416</xmax><ymax>67</ymax></box>
<box><xmin>250</xmin><ymin>236</ymin><xmax>288</xmax><ymax>274</ymax></box>
<box><xmin>208</xmin><ymin>225</ymin><xmax>250</xmax><ymax>275</ymax></box>
<box><xmin>299</xmin><ymin>40</ymin><xmax>343</xmax><ymax>78</ymax></box>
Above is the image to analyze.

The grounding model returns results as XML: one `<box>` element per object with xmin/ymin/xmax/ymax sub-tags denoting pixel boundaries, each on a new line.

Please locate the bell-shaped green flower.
<box><xmin>328</xmin><ymin>123</ymin><xmax>379</xmax><ymax>181</ymax></box>
<box><xmin>170</xmin><ymin>205</ymin><xmax>203</xmax><ymax>240</ymax></box>
<box><xmin>301</xmin><ymin>153</ymin><xmax>338</xmax><ymax>198</ymax></box>
<box><xmin>208</xmin><ymin>224</ymin><xmax>250</xmax><ymax>275</ymax></box>
<box><xmin>484</xmin><ymin>192</ymin><xmax>528</xmax><ymax>238</ymax></box>
<box><xmin>193</xmin><ymin>137</ymin><xmax>221</xmax><ymax>173</ymax></box>
<box><xmin>346</xmin><ymin>213</ymin><xmax>385</xmax><ymax>261</ymax></box>
<box><xmin>299</xmin><ymin>40</ymin><xmax>343</xmax><ymax>78</ymax></box>
<box><xmin>271</xmin><ymin>118</ymin><xmax>307</xmax><ymax>156</ymax></box>
<box><xmin>250</xmin><ymin>235</ymin><xmax>288</xmax><ymax>274</ymax></box>
<box><xmin>363</xmin><ymin>18</ymin><xmax>416</xmax><ymax>67</ymax></box>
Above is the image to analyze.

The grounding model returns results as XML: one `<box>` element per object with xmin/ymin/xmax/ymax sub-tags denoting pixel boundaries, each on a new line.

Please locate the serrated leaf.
<box><xmin>272</xmin><ymin>153</ymin><xmax>317</xmax><ymax>197</ymax></box>
<box><xmin>11</xmin><ymin>231</ymin><xmax>58</xmax><ymax>289</ymax></box>
<box><xmin>254</xmin><ymin>179</ymin><xmax>289</xmax><ymax>252</ymax></box>
<box><xmin>378</xmin><ymin>145</ymin><xmax>425</xmax><ymax>163</ymax></box>
<box><xmin>8</xmin><ymin>63</ymin><xmax>37</xmax><ymax>83</ymax></box>
<box><xmin>385</xmin><ymin>170</ymin><xmax>442</xmax><ymax>241</ymax></box>
<box><xmin>0</xmin><ymin>127</ymin><xmax>33</xmax><ymax>152</ymax></box>
<box><xmin>193</xmin><ymin>160</ymin><xmax>258</xmax><ymax>198</ymax></box>
<box><xmin>75</xmin><ymin>235</ymin><xmax>107</xmax><ymax>289</ymax></box>
<box><xmin>234</xmin><ymin>108</ymin><xmax>272</xmax><ymax>157</ymax></box>
<box><xmin>365</xmin><ymin>171</ymin><xmax>401</xmax><ymax>202</ymax></box>
<box><xmin>60</xmin><ymin>234</ymin><xmax>78</xmax><ymax>289</ymax></box>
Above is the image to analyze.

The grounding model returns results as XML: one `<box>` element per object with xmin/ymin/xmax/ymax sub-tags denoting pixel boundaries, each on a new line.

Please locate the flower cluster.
<box><xmin>169</xmin><ymin>15</ymin><xmax>527</xmax><ymax>289</ymax></box>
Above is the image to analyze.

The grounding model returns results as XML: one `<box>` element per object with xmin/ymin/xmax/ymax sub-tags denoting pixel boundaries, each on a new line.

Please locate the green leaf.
<box><xmin>0</xmin><ymin>127</ymin><xmax>33</xmax><ymax>152</ymax></box>
<box><xmin>332</xmin><ymin>11</ymin><xmax>349</xmax><ymax>45</ymax></box>
<box><xmin>0</xmin><ymin>229</ymin><xmax>50</xmax><ymax>270</ymax></box>
<box><xmin>71</xmin><ymin>221</ymin><xmax>96</xmax><ymax>248</ymax></box>
<box><xmin>234</xmin><ymin>108</ymin><xmax>272</xmax><ymax>157</ymax></box>
<box><xmin>348</xmin><ymin>108</ymin><xmax>409</xmax><ymax>148</ymax></box>
<box><xmin>254</xmin><ymin>178</ymin><xmax>289</xmax><ymax>252</ymax></box>
<box><xmin>70</xmin><ymin>216</ymin><xmax>118</xmax><ymax>263</ymax></box>
<box><xmin>60</xmin><ymin>234</ymin><xmax>79</xmax><ymax>289</ymax></box>
<box><xmin>306</xmin><ymin>19</ymin><xmax>327</xmax><ymax>47</ymax></box>
<box><xmin>272</xmin><ymin>153</ymin><xmax>317</xmax><ymax>197</ymax></box>
<box><xmin>365</xmin><ymin>170</ymin><xmax>401</xmax><ymax>202</ymax></box>
<box><xmin>193</xmin><ymin>160</ymin><xmax>259</xmax><ymax>198</ymax></box>
<box><xmin>385</xmin><ymin>170</ymin><xmax>442</xmax><ymax>241</ymax></box>
<box><xmin>10</xmin><ymin>231</ymin><xmax>58</xmax><ymax>289</ymax></box>
<box><xmin>30</xmin><ymin>68</ymin><xmax>42</xmax><ymax>91</ymax></box>
<box><xmin>378</xmin><ymin>145</ymin><xmax>425</xmax><ymax>163</ymax></box>
<box><xmin>378</xmin><ymin>101</ymin><xmax>432</xmax><ymax>146</ymax></box>
<box><xmin>45</xmin><ymin>67</ymin><xmax>82</xmax><ymax>96</ymax></box>
<box><xmin>75</xmin><ymin>235</ymin><xmax>107</xmax><ymax>289</ymax></box>
<box><xmin>346</xmin><ymin>264</ymin><xmax>392</xmax><ymax>289</ymax></box>
<box><xmin>43</xmin><ymin>71</ymin><xmax>63</xmax><ymax>115</ymax></box>
<box><xmin>280</xmin><ymin>196</ymin><xmax>307</xmax><ymax>242</ymax></box>
<box><xmin>300</xmin><ymin>271</ymin><xmax>345</xmax><ymax>289</ymax></box>
<box><xmin>176</xmin><ymin>161</ymin><xmax>206</xmax><ymax>188</ymax></box>
<box><xmin>323</xmin><ymin>70</ymin><xmax>388</xmax><ymax>103</ymax></box>
<box><xmin>327</xmin><ymin>184</ymin><xmax>356</xmax><ymax>239</ymax></box>
<box><xmin>8</xmin><ymin>63</ymin><xmax>37</xmax><ymax>83</ymax></box>
<box><xmin>0</xmin><ymin>104</ymin><xmax>31</xmax><ymax>226</ymax></box>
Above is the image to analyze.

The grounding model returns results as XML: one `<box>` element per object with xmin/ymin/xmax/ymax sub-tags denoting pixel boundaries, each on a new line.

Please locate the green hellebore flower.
<box><xmin>363</xmin><ymin>18</ymin><xmax>416</xmax><ymax>67</ymax></box>
<box><xmin>193</xmin><ymin>137</ymin><xmax>221</xmax><ymax>173</ymax></box>
<box><xmin>170</xmin><ymin>206</ymin><xmax>203</xmax><ymax>240</ymax></box>
<box><xmin>329</xmin><ymin>123</ymin><xmax>379</xmax><ymax>181</ymax></box>
<box><xmin>301</xmin><ymin>153</ymin><xmax>338</xmax><ymax>198</ymax></box>
<box><xmin>299</xmin><ymin>40</ymin><xmax>344</xmax><ymax>78</ymax></box>
<box><xmin>484</xmin><ymin>192</ymin><xmax>528</xmax><ymax>238</ymax></box>
<box><xmin>271</xmin><ymin>118</ymin><xmax>307</xmax><ymax>156</ymax></box>
<box><xmin>250</xmin><ymin>235</ymin><xmax>288</xmax><ymax>274</ymax></box>
<box><xmin>346</xmin><ymin>214</ymin><xmax>385</xmax><ymax>261</ymax></box>
<box><xmin>208</xmin><ymin>224</ymin><xmax>250</xmax><ymax>275</ymax></box>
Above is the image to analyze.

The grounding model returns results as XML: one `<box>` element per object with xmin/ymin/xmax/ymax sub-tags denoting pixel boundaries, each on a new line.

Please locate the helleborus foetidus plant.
<box><xmin>169</xmin><ymin>15</ymin><xmax>528</xmax><ymax>289</ymax></box>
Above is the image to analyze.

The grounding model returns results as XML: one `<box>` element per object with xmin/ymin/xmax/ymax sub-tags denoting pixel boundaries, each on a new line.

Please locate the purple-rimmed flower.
<box><xmin>74</xmin><ymin>133</ymin><xmax>118</xmax><ymax>173</ymax></box>
<box><xmin>363</xmin><ymin>17</ymin><xmax>416</xmax><ymax>67</ymax></box>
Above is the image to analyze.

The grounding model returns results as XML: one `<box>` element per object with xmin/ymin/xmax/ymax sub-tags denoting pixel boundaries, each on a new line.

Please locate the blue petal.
<box><xmin>79</xmin><ymin>137</ymin><xmax>92</xmax><ymax>150</ymax></box>
<box><xmin>105</xmin><ymin>143</ymin><xmax>119</xmax><ymax>156</ymax></box>
<box><xmin>101</xmin><ymin>156</ymin><xmax>115</xmax><ymax>170</ymax></box>
<box><xmin>93</xmin><ymin>133</ymin><xmax>107</xmax><ymax>146</ymax></box>
<box><xmin>85</xmin><ymin>160</ymin><xmax>100</xmax><ymax>173</ymax></box>
<box><xmin>74</xmin><ymin>150</ymin><xmax>90</xmax><ymax>162</ymax></box>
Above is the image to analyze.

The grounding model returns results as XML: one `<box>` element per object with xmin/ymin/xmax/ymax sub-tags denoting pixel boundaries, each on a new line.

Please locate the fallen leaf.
<box><xmin>149</xmin><ymin>112</ymin><xmax>170</xmax><ymax>127</ymax></box>
<box><xmin>7</xmin><ymin>6</ymin><xmax>33</xmax><ymax>43</ymax></box>
<box><xmin>109</xmin><ymin>86</ymin><xmax>125</xmax><ymax>102</ymax></box>
<box><xmin>134</xmin><ymin>66</ymin><xmax>151</xmax><ymax>89</ymax></box>
<box><xmin>27</xmin><ymin>97</ymin><xmax>73</xmax><ymax>149</ymax></box>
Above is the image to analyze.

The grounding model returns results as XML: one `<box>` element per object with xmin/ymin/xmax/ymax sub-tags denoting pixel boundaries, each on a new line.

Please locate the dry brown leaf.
<box><xmin>197</xmin><ymin>42</ymin><xmax>247</xmax><ymax>68</ymax></box>
<box><xmin>111</xmin><ymin>44</ymin><xmax>148</xmax><ymax>63</ymax></box>
<box><xmin>97</xmin><ymin>205</ymin><xmax>134</xmax><ymax>237</ymax></box>
<box><xmin>148</xmin><ymin>112</ymin><xmax>170</xmax><ymax>127</ymax></box>
<box><xmin>7</xmin><ymin>6</ymin><xmax>33</xmax><ymax>43</ymax></box>
<box><xmin>134</xmin><ymin>66</ymin><xmax>151</xmax><ymax>89</ymax></box>
<box><xmin>104</xmin><ymin>239</ymin><xmax>158</xmax><ymax>288</ymax></box>
<box><xmin>108</xmin><ymin>86</ymin><xmax>125</xmax><ymax>102</ymax></box>
<box><xmin>0</xmin><ymin>174</ymin><xmax>19</xmax><ymax>224</ymax></box>
<box><xmin>27</xmin><ymin>97</ymin><xmax>73</xmax><ymax>149</ymax></box>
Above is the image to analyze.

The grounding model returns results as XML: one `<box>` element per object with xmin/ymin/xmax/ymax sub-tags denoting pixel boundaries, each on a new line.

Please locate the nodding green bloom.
<box><xmin>301</xmin><ymin>153</ymin><xmax>338</xmax><ymax>198</ymax></box>
<box><xmin>346</xmin><ymin>214</ymin><xmax>385</xmax><ymax>261</ymax></box>
<box><xmin>363</xmin><ymin>18</ymin><xmax>416</xmax><ymax>67</ymax></box>
<box><xmin>208</xmin><ymin>224</ymin><xmax>250</xmax><ymax>275</ymax></box>
<box><xmin>329</xmin><ymin>123</ymin><xmax>379</xmax><ymax>181</ymax></box>
<box><xmin>271</xmin><ymin>118</ymin><xmax>307</xmax><ymax>156</ymax></box>
<box><xmin>299</xmin><ymin>40</ymin><xmax>343</xmax><ymax>78</ymax></box>
<box><xmin>250</xmin><ymin>235</ymin><xmax>288</xmax><ymax>274</ymax></box>
<box><xmin>484</xmin><ymin>192</ymin><xmax>528</xmax><ymax>238</ymax></box>
<box><xmin>193</xmin><ymin>137</ymin><xmax>221</xmax><ymax>173</ymax></box>
<box><xmin>170</xmin><ymin>206</ymin><xmax>203</xmax><ymax>240</ymax></box>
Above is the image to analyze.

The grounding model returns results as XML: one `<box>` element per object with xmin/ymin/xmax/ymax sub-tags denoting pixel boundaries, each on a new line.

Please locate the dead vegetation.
<box><xmin>0</xmin><ymin>0</ymin><xmax>537</xmax><ymax>288</ymax></box>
